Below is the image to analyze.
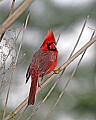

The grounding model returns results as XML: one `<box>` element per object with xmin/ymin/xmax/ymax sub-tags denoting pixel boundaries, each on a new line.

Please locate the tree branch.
<box><xmin>0</xmin><ymin>0</ymin><xmax>34</xmax><ymax>42</ymax></box>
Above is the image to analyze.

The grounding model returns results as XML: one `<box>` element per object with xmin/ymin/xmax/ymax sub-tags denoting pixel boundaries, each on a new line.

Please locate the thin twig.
<box><xmin>56</xmin><ymin>34</ymin><xmax>61</xmax><ymax>45</ymax></box>
<box><xmin>2</xmin><ymin>70</ymin><xmax>13</xmax><ymax>120</ymax></box>
<box><xmin>69</xmin><ymin>15</ymin><xmax>89</xmax><ymax>58</ymax></box>
<box><xmin>61</xmin><ymin>15</ymin><xmax>89</xmax><ymax>76</ymax></box>
<box><xmin>14</xmin><ymin>11</ymin><xmax>30</xmax><ymax>65</ymax></box>
<box><xmin>10</xmin><ymin>0</ymin><xmax>15</xmax><ymax>15</ymax></box>
<box><xmin>47</xmin><ymin>30</ymin><xmax>95</xmax><ymax>119</ymax></box>
<box><xmin>0</xmin><ymin>26</ymin><xmax>23</xmax><ymax>70</ymax></box>
<box><xmin>5</xmin><ymin>34</ymin><xmax>96</xmax><ymax>120</ymax></box>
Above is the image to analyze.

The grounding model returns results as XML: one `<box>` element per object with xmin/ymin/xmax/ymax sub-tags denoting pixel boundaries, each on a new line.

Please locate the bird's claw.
<box><xmin>53</xmin><ymin>68</ymin><xmax>61</xmax><ymax>74</ymax></box>
<box><xmin>38</xmin><ymin>82</ymin><xmax>42</xmax><ymax>89</ymax></box>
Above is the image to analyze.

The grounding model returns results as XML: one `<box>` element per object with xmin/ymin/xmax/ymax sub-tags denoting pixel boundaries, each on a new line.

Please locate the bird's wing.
<box><xmin>38</xmin><ymin>50</ymin><xmax>57</xmax><ymax>76</ymax></box>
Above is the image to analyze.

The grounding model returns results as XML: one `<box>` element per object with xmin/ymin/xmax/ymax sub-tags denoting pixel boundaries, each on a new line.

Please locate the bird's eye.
<box><xmin>47</xmin><ymin>42</ymin><xmax>57</xmax><ymax>51</ymax></box>
<box><xmin>49</xmin><ymin>43</ymin><xmax>55</xmax><ymax>49</ymax></box>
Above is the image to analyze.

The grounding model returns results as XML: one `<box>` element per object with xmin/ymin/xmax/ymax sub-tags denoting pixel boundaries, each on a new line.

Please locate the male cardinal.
<box><xmin>26</xmin><ymin>29</ymin><xmax>58</xmax><ymax>105</ymax></box>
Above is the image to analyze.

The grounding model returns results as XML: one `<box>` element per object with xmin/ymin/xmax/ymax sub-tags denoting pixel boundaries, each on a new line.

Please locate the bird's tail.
<box><xmin>28</xmin><ymin>76</ymin><xmax>38</xmax><ymax>105</ymax></box>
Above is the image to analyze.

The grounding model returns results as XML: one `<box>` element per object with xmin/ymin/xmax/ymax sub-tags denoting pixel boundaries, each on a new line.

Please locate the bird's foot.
<box><xmin>53</xmin><ymin>68</ymin><xmax>61</xmax><ymax>74</ymax></box>
<box><xmin>38</xmin><ymin>82</ymin><xmax>42</xmax><ymax>89</ymax></box>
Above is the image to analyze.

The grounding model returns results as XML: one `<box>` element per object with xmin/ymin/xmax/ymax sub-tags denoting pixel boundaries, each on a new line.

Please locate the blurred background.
<box><xmin>0</xmin><ymin>0</ymin><xmax>96</xmax><ymax>120</ymax></box>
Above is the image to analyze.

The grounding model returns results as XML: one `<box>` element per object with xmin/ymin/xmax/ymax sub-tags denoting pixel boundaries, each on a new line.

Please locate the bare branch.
<box><xmin>69</xmin><ymin>15</ymin><xmax>89</xmax><ymax>58</ymax></box>
<box><xmin>0</xmin><ymin>0</ymin><xmax>34</xmax><ymax>42</ymax></box>
<box><xmin>0</xmin><ymin>0</ymin><xmax>16</xmax><ymax>41</ymax></box>
<box><xmin>10</xmin><ymin>0</ymin><xmax>15</xmax><ymax>15</ymax></box>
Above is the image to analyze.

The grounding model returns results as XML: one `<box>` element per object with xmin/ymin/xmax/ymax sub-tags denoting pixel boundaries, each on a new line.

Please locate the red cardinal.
<box><xmin>26</xmin><ymin>29</ymin><xmax>58</xmax><ymax>105</ymax></box>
